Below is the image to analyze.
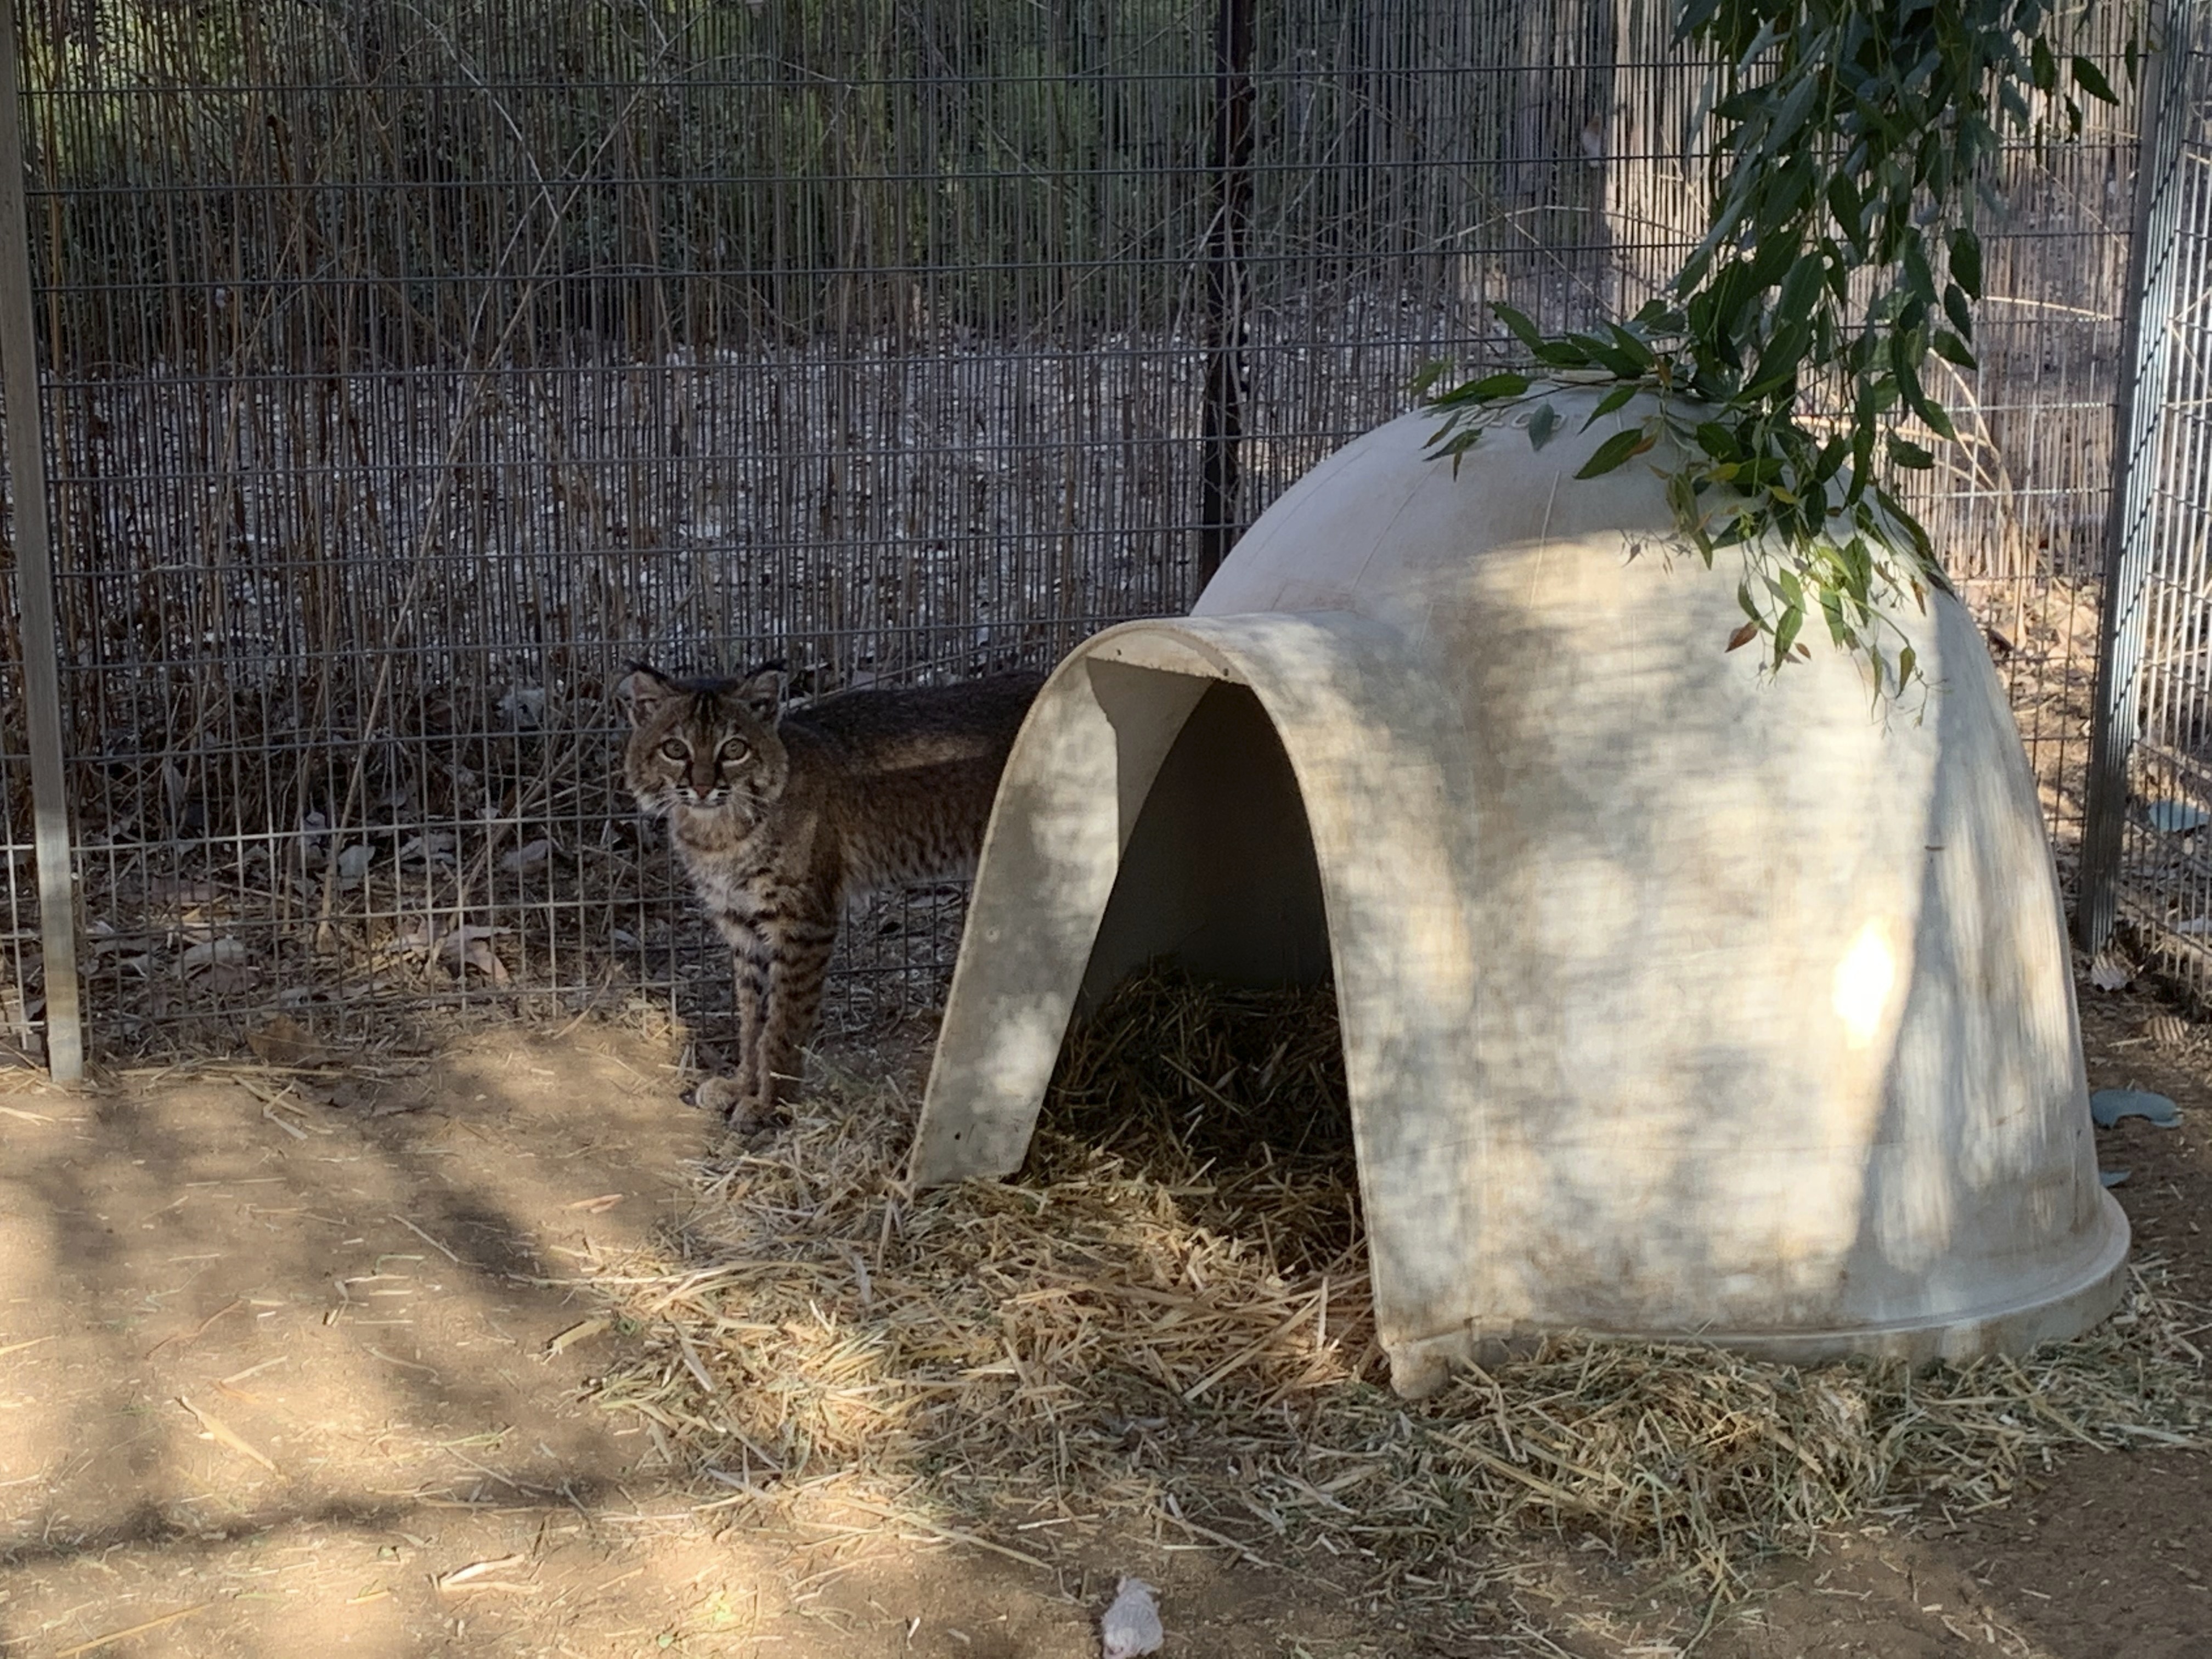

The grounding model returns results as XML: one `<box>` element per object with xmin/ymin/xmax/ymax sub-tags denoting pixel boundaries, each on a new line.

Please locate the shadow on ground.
<box><xmin>1</xmin><ymin>977</ymin><xmax>2208</xmax><ymax>1657</ymax></box>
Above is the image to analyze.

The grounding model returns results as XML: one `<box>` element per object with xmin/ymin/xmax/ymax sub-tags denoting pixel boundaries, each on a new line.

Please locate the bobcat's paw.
<box><xmin>690</xmin><ymin>1073</ymin><xmax>782</xmax><ymax>1133</ymax></box>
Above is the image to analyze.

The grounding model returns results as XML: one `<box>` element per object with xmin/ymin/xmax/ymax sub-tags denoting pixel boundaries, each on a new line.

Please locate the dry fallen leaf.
<box><xmin>248</xmin><ymin>1013</ymin><xmax>331</xmax><ymax>1067</ymax></box>
<box><xmin>179</xmin><ymin>937</ymin><xmax>251</xmax><ymax>973</ymax></box>
<box><xmin>2090</xmin><ymin>950</ymin><xmax>2134</xmax><ymax>992</ymax></box>
<box><xmin>499</xmin><ymin>838</ymin><xmax>555</xmax><ymax>873</ymax></box>
<box><xmin>2146</xmin><ymin>1012</ymin><xmax>2192</xmax><ymax>1052</ymax></box>
<box><xmin>459</xmin><ymin>938</ymin><xmax>511</xmax><ymax>983</ymax></box>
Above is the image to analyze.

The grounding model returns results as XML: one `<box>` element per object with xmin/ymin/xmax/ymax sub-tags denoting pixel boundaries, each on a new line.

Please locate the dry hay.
<box><xmin>582</xmin><ymin>968</ymin><xmax>2212</xmax><ymax>1602</ymax></box>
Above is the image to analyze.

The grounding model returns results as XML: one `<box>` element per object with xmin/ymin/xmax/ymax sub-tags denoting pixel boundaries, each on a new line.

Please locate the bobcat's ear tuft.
<box><xmin>617</xmin><ymin>663</ymin><xmax>677</xmax><ymax>726</ymax></box>
<box><xmin>736</xmin><ymin>662</ymin><xmax>786</xmax><ymax>722</ymax></box>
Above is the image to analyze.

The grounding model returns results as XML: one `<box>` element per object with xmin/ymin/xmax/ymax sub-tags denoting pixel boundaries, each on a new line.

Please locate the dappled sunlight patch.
<box><xmin>584</xmin><ymin>972</ymin><xmax>2212</xmax><ymax>1600</ymax></box>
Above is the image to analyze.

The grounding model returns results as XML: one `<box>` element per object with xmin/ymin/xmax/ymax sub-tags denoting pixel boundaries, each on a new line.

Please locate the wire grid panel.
<box><xmin>0</xmin><ymin>0</ymin><xmax>2136</xmax><ymax>1057</ymax></box>
<box><xmin>1925</xmin><ymin>77</ymin><xmax>2137</xmax><ymax>894</ymax></box>
<box><xmin>2093</xmin><ymin>0</ymin><xmax>2212</xmax><ymax>994</ymax></box>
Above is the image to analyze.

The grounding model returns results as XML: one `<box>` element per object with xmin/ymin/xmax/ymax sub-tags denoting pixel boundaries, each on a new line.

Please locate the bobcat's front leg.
<box><xmin>755</xmin><ymin>910</ymin><xmax>837</xmax><ymax>1116</ymax></box>
<box><xmin>696</xmin><ymin>915</ymin><xmax>778</xmax><ymax>1130</ymax></box>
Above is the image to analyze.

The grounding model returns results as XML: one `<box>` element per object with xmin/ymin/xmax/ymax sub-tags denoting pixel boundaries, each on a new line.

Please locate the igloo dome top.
<box><xmin>910</xmin><ymin>387</ymin><xmax>2129</xmax><ymax>1397</ymax></box>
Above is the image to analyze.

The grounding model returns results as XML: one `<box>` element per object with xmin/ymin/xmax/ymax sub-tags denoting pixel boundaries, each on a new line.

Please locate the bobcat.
<box><xmin>619</xmin><ymin>662</ymin><xmax>1044</xmax><ymax>1128</ymax></box>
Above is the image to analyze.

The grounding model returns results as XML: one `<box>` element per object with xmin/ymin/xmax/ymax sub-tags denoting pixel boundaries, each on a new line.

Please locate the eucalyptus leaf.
<box><xmin>2072</xmin><ymin>54</ymin><xmax>2118</xmax><ymax>103</ymax></box>
<box><xmin>1888</xmin><ymin>435</ymin><xmax>1937</xmax><ymax>470</ymax></box>
<box><xmin>1465</xmin><ymin>372</ymin><xmax>1532</xmax><ymax>401</ymax></box>
<box><xmin>1942</xmin><ymin>281</ymin><xmax>1975</xmax><ymax>340</ymax></box>
<box><xmin>1419</xmin><ymin>0</ymin><xmax>2127</xmax><ymax>698</ymax></box>
<box><xmin>1932</xmin><ymin>330</ymin><xmax>1978</xmax><ymax>369</ymax></box>
<box><xmin>1576</xmin><ymin>426</ymin><xmax>1653</xmax><ymax>479</ymax></box>
<box><xmin>1585</xmin><ymin>383</ymin><xmax>1641</xmax><ymax>427</ymax></box>
<box><xmin>1774</xmin><ymin>602</ymin><xmax>1805</xmax><ymax>662</ymax></box>
<box><xmin>2031</xmin><ymin>35</ymin><xmax>2056</xmax><ymax>90</ymax></box>
<box><xmin>1578</xmin><ymin>334</ymin><xmax>1655</xmax><ymax>379</ymax></box>
<box><xmin>1492</xmin><ymin>303</ymin><xmax>1547</xmax><ymax>352</ymax></box>
<box><xmin>1901</xmin><ymin>234</ymin><xmax>1937</xmax><ymax>303</ymax></box>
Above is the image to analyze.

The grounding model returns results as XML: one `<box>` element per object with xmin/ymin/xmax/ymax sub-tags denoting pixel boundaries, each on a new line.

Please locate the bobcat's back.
<box><xmin>794</xmin><ymin>675</ymin><xmax>1042</xmax><ymax>890</ymax></box>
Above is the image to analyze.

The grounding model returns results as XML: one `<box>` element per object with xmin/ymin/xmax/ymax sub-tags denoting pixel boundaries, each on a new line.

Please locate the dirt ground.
<box><xmin>0</xmin><ymin>972</ymin><xmax>2207</xmax><ymax>1658</ymax></box>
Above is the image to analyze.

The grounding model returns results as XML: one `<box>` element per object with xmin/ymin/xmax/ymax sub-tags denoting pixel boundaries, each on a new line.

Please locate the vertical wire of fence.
<box><xmin>0</xmin><ymin>0</ymin><xmax>2149</xmax><ymax>1060</ymax></box>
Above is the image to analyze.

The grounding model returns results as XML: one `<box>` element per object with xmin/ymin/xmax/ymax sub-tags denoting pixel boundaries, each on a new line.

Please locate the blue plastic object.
<box><xmin>2147</xmin><ymin>799</ymin><xmax>2211</xmax><ymax>835</ymax></box>
<box><xmin>2090</xmin><ymin>1088</ymin><xmax>2182</xmax><ymax>1129</ymax></box>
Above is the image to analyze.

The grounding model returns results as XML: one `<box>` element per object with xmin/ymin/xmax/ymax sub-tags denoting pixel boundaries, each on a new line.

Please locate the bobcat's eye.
<box><xmin>719</xmin><ymin>739</ymin><xmax>751</xmax><ymax>764</ymax></box>
<box><xmin>658</xmin><ymin>738</ymin><xmax>688</xmax><ymax>763</ymax></box>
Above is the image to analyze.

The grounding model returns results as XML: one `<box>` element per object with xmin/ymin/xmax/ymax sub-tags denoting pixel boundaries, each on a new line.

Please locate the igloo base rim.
<box><xmin>1386</xmin><ymin>1189</ymin><xmax>2134</xmax><ymax>1398</ymax></box>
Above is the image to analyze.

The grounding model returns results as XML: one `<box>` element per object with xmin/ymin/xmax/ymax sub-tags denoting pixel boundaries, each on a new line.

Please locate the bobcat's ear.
<box><xmin>617</xmin><ymin>663</ymin><xmax>677</xmax><ymax>726</ymax></box>
<box><xmin>736</xmin><ymin>662</ymin><xmax>786</xmax><ymax>723</ymax></box>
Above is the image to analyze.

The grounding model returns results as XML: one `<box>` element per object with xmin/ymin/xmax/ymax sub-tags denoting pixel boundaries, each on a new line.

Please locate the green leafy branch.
<box><xmin>1423</xmin><ymin>0</ymin><xmax>2130</xmax><ymax>695</ymax></box>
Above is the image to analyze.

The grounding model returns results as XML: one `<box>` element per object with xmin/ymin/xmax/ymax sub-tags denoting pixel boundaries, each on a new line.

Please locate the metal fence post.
<box><xmin>1194</xmin><ymin>0</ymin><xmax>1255</xmax><ymax>596</ymax></box>
<box><xmin>0</xmin><ymin>0</ymin><xmax>82</xmax><ymax>1081</ymax></box>
<box><xmin>2080</xmin><ymin>0</ymin><xmax>2184</xmax><ymax>957</ymax></box>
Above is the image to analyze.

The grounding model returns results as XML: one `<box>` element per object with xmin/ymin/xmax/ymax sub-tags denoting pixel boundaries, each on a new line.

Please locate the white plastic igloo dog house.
<box><xmin>909</xmin><ymin>387</ymin><xmax>2129</xmax><ymax>1398</ymax></box>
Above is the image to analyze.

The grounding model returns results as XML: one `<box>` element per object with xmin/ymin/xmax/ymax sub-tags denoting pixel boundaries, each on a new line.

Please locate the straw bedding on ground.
<box><xmin>582</xmin><ymin>968</ymin><xmax>2212</xmax><ymax>1600</ymax></box>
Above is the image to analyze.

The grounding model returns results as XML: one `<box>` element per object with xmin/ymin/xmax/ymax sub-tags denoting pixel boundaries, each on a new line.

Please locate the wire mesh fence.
<box><xmin>0</xmin><ymin>0</ymin><xmax>2149</xmax><ymax>1063</ymax></box>
<box><xmin>2082</xmin><ymin>0</ymin><xmax>2212</xmax><ymax>998</ymax></box>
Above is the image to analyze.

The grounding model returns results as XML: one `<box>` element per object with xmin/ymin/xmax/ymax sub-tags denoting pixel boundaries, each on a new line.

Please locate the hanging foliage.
<box><xmin>1422</xmin><ymin>0</ymin><xmax>2132</xmax><ymax>694</ymax></box>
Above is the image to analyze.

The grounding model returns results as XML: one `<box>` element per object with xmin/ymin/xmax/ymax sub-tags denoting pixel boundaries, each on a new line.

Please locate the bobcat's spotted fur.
<box><xmin>620</xmin><ymin>663</ymin><xmax>1042</xmax><ymax>1127</ymax></box>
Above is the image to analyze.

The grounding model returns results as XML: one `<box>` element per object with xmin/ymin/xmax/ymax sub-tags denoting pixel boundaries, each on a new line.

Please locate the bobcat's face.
<box><xmin>619</xmin><ymin>664</ymin><xmax>790</xmax><ymax>824</ymax></box>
